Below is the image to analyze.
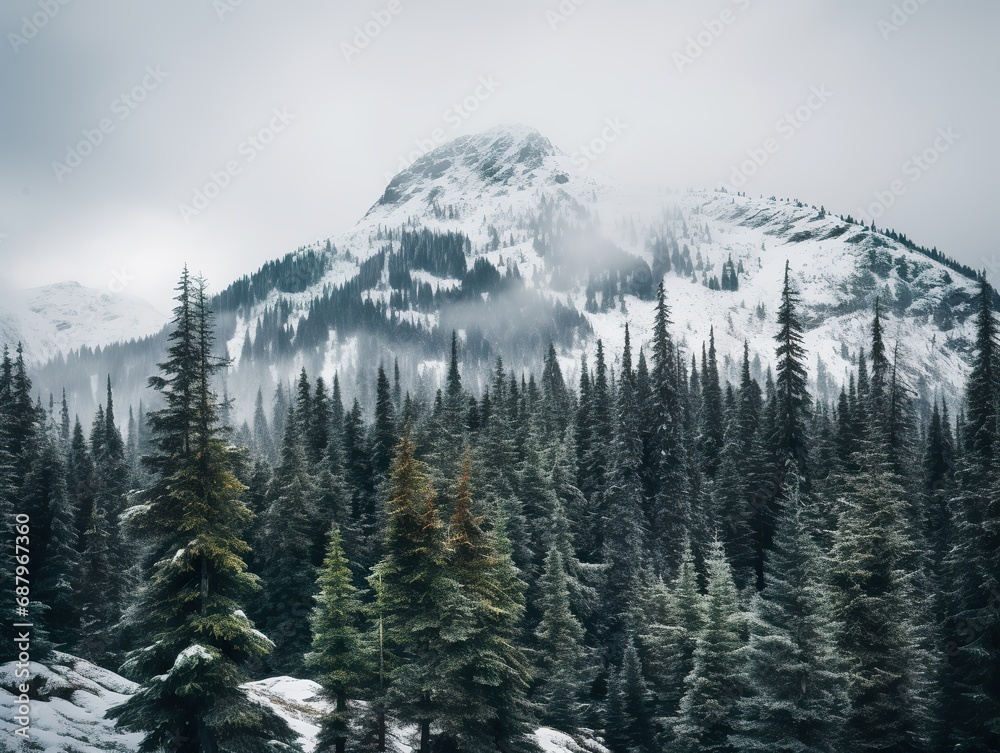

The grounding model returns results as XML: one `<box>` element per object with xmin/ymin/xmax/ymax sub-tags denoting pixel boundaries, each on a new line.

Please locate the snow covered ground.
<box><xmin>1</xmin><ymin>653</ymin><xmax>608</xmax><ymax>753</ymax></box>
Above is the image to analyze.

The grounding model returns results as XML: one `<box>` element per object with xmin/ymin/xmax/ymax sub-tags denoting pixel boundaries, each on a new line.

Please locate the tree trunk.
<box><xmin>200</xmin><ymin>556</ymin><xmax>209</xmax><ymax>615</ymax></box>
<box><xmin>419</xmin><ymin>718</ymin><xmax>430</xmax><ymax>753</ymax></box>
<box><xmin>377</xmin><ymin>705</ymin><xmax>386</xmax><ymax>752</ymax></box>
<box><xmin>336</xmin><ymin>693</ymin><xmax>347</xmax><ymax>753</ymax></box>
<box><xmin>198</xmin><ymin>718</ymin><xmax>217</xmax><ymax>753</ymax></box>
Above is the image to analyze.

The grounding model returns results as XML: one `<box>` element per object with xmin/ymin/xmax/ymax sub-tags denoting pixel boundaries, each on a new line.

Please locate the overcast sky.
<box><xmin>1</xmin><ymin>0</ymin><xmax>998</xmax><ymax>313</ymax></box>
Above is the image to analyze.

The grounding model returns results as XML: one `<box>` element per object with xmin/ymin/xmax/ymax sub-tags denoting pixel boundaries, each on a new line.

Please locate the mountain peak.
<box><xmin>377</xmin><ymin>124</ymin><xmax>561</xmax><ymax>209</ymax></box>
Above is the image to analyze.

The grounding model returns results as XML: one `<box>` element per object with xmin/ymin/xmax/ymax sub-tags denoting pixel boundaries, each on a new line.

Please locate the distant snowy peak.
<box><xmin>364</xmin><ymin>123</ymin><xmax>613</xmax><ymax>232</ymax></box>
<box><xmin>0</xmin><ymin>281</ymin><xmax>168</xmax><ymax>364</ymax></box>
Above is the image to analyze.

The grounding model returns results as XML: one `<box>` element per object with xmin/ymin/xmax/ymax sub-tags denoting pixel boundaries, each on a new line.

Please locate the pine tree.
<box><xmin>258</xmin><ymin>401</ymin><xmax>320</xmax><ymax>676</ymax></box>
<box><xmin>67</xmin><ymin>418</ymin><xmax>97</xmax><ymax>551</ymax></box>
<box><xmin>517</xmin><ymin>422</ymin><xmax>558</xmax><ymax>581</ymax></box>
<box><xmin>600</xmin><ymin>326</ymin><xmax>648</xmax><ymax>653</ymax></box>
<box><xmin>440</xmin><ymin>453</ymin><xmax>537</xmax><ymax>753</ymax></box>
<box><xmin>731</xmin><ymin>488</ymin><xmax>848</xmax><ymax>753</ymax></box>
<box><xmin>373</xmin><ymin>431</ymin><xmax>464</xmax><ymax>753</ymax></box>
<box><xmin>638</xmin><ymin>539</ymin><xmax>704</xmax><ymax>725</ymax></box>
<box><xmin>308</xmin><ymin>376</ymin><xmax>332</xmax><ymax>467</ymax></box>
<box><xmin>700</xmin><ymin>328</ymin><xmax>724</xmax><ymax>476</ymax></box>
<box><xmin>671</xmin><ymin>540</ymin><xmax>744</xmax><ymax>753</ymax></box>
<box><xmin>945</xmin><ymin>275</ymin><xmax>1000</xmax><ymax>751</ymax></box>
<box><xmin>109</xmin><ymin>269</ymin><xmax>296</xmax><ymax>752</ymax></box>
<box><xmin>534</xmin><ymin>544</ymin><xmax>590</xmax><ymax>730</ymax></box>
<box><xmin>716</xmin><ymin>341</ymin><xmax>760</xmax><ymax>587</ymax></box>
<box><xmin>831</xmin><ymin>433</ymin><xmax>928</xmax><ymax>752</ymax></box>
<box><xmin>962</xmin><ymin>276</ymin><xmax>997</xmax><ymax>463</ymax></box>
<box><xmin>343</xmin><ymin>399</ymin><xmax>378</xmax><ymax>569</ymax></box>
<box><xmin>773</xmin><ymin>262</ymin><xmax>811</xmax><ymax>478</ymax></box>
<box><xmin>649</xmin><ymin>282</ymin><xmax>689</xmax><ymax>570</ymax></box>
<box><xmin>306</xmin><ymin>527</ymin><xmax>370</xmax><ymax>753</ymax></box>
<box><xmin>755</xmin><ymin>262</ymin><xmax>811</xmax><ymax>587</ymax></box>
<box><xmin>252</xmin><ymin>388</ymin><xmax>273</xmax><ymax>461</ymax></box>
<box><xmin>372</xmin><ymin>365</ymin><xmax>397</xmax><ymax>478</ymax></box>
<box><xmin>23</xmin><ymin>418</ymin><xmax>77</xmax><ymax>652</ymax></box>
<box><xmin>618</xmin><ymin>635</ymin><xmax>655</xmax><ymax>752</ymax></box>
<box><xmin>0</xmin><ymin>372</ymin><xmax>20</xmax><ymax>663</ymax></box>
<box><xmin>76</xmin><ymin>497</ymin><xmax>122</xmax><ymax>666</ymax></box>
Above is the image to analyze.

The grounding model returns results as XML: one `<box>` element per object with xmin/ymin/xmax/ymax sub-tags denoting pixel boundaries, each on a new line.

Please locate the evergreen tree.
<box><xmin>372</xmin><ymin>365</ymin><xmax>397</xmax><ymax>478</ymax></box>
<box><xmin>638</xmin><ymin>539</ymin><xmax>704</xmax><ymax>724</ymax></box>
<box><xmin>440</xmin><ymin>453</ymin><xmax>537</xmax><ymax>753</ymax></box>
<box><xmin>831</xmin><ymin>434</ymin><xmax>929</xmax><ymax>752</ymax></box>
<box><xmin>700</xmin><ymin>328</ymin><xmax>724</xmax><ymax>476</ymax></box>
<box><xmin>109</xmin><ymin>269</ymin><xmax>296</xmax><ymax>752</ymax></box>
<box><xmin>773</xmin><ymin>262</ymin><xmax>811</xmax><ymax>478</ymax></box>
<box><xmin>258</xmin><ymin>401</ymin><xmax>320</xmax><ymax>676</ymax></box>
<box><xmin>945</xmin><ymin>276</ymin><xmax>1000</xmax><ymax>751</ymax></box>
<box><xmin>671</xmin><ymin>540</ymin><xmax>744</xmax><ymax>753</ymax></box>
<box><xmin>373</xmin><ymin>431</ymin><xmax>464</xmax><ymax>753</ymax></box>
<box><xmin>755</xmin><ymin>262</ymin><xmax>811</xmax><ymax>587</ymax></box>
<box><xmin>716</xmin><ymin>342</ymin><xmax>760</xmax><ymax>587</ymax></box>
<box><xmin>76</xmin><ymin>497</ymin><xmax>122</xmax><ymax>666</ymax></box>
<box><xmin>600</xmin><ymin>326</ymin><xmax>648</xmax><ymax>653</ymax></box>
<box><xmin>649</xmin><ymin>283</ymin><xmax>689</xmax><ymax>570</ymax></box>
<box><xmin>306</xmin><ymin>527</ymin><xmax>370</xmax><ymax>753</ymax></box>
<box><xmin>534</xmin><ymin>544</ymin><xmax>590</xmax><ymax>730</ymax></box>
<box><xmin>308</xmin><ymin>377</ymin><xmax>332</xmax><ymax>467</ymax></box>
<box><xmin>23</xmin><ymin>419</ymin><xmax>77</xmax><ymax>651</ymax></box>
<box><xmin>732</xmin><ymin>489</ymin><xmax>848</xmax><ymax>753</ymax></box>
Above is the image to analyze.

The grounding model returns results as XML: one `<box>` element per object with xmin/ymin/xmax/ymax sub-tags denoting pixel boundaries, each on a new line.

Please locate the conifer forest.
<box><xmin>2</xmin><ymin>260</ymin><xmax>999</xmax><ymax>753</ymax></box>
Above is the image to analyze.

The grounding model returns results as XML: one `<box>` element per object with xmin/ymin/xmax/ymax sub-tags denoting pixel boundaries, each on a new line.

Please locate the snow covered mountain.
<box><xmin>0</xmin><ymin>281</ymin><xmax>168</xmax><ymax>365</ymax></box>
<box><xmin>30</xmin><ymin>125</ymin><xmax>982</xmax><ymax>420</ymax></box>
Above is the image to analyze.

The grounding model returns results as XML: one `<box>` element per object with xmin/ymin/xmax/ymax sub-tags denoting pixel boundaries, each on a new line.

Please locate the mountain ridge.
<box><xmin>22</xmin><ymin>125</ymin><xmax>982</xmax><ymax>422</ymax></box>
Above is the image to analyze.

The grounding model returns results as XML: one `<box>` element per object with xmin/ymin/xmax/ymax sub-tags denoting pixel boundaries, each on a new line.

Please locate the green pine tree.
<box><xmin>373</xmin><ymin>430</ymin><xmax>465</xmax><ymax>753</ymax></box>
<box><xmin>109</xmin><ymin>269</ymin><xmax>297</xmax><ymax>752</ymax></box>
<box><xmin>306</xmin><ymin>527</ymin><xmax>370</xmax><ymax>753</ymax></box>
<box><xmin>534</xmin><ymin>544</ymin><xmax>590</xmax><ymax>730</ymax></box>
<box><xmin>671</xmin><ymin>540</ymin><xmax>744</xmax><ymax>753</ymax></box>
<box><xmin>731</xmin><ymin>487</ymin><xmax>849</xmax><ymax>753</ymax></box>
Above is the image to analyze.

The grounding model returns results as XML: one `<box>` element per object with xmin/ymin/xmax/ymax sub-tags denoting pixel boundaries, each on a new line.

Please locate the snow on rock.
<box><xmin>536</xmin><ymin>727</ymin><xmax>610</xmax><ymax>753</ymax></box>
<box><xmin>0</xmin><ymin>654</ymin><xmax>608</xmax><ymax>753</ymax></box>
<box><xmin>0</xmin><ymin>651</ymin><xmax>142</xmax><ymax>752</ymax></box>
<box><xmin>243</xmin><ymin>676</ymin><xmax>329</xmax><ymax>752</ymax></box>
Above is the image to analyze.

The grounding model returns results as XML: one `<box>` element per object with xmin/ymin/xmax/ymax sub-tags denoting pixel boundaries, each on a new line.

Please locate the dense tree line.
<box><xmin>3</xmin><ymin>263</ymin><xmax>1000</xmax><ymax>752</ymax></box>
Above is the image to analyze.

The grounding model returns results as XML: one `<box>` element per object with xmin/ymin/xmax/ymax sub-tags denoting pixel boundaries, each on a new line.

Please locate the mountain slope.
<box><xmin>0</xmin><ymin>282</ymin><xmax>168</xmax><ymax>365</ymax></box>
<box><xmin>29</xmin><ymin>125</ymin><xmax>980</xmax><ymax>422</ymax></box>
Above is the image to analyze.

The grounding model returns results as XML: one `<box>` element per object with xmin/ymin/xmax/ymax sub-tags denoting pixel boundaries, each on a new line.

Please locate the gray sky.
<box><xmin>2</xmin><ymin>0</ymin><xmax>998</xmax><ymax>313</ymax></box>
